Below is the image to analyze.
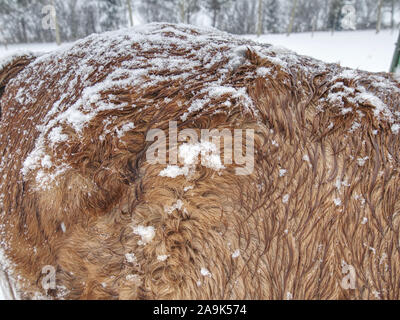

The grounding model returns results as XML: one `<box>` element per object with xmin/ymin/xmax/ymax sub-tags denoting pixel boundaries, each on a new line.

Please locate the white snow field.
<box><xmin>0</xmin><ymin>28</ymin><xmax>398</xmax><ymax>73</ymax></box>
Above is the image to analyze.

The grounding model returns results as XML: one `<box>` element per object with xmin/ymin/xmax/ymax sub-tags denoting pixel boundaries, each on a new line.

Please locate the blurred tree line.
<box><xmin>0</xmin><ymin>0</ymin><xmax>399</xmax><ymax>44</ymax></box>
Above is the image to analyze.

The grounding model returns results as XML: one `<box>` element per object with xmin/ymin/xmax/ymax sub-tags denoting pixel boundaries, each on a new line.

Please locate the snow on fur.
<box><xmin>0</xmin><ymin>23</ymin><xmax>394</xmax><ymax>190</ymax></box>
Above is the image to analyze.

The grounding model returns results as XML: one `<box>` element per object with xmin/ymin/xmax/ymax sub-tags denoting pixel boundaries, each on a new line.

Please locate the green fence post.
<box><xmin>390</xmin><ymin>29</ymin><xmax>400</xmax><ymax>73</ymax></box>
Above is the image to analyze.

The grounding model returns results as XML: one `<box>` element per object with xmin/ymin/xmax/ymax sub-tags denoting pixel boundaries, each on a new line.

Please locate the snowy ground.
<box><xmin>0</xmin><ymin>43</ymin><xmax>59</xmax><ymax>60</ymax></box>
<box><xmin>244</xmin><ymin>29</ymin><xmax>398</xmax><ymax>73</ymax></box>
<box><xmin>0</xmin><ymin>28</ymin><xmax>398</xmax><ymax>73</ymax></box>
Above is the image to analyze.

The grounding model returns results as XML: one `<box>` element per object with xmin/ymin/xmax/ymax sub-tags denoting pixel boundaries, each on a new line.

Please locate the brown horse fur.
<box><xmin>1</xmin><ymin>23</ymin><xmax>400</xmax><ymax>300</ymax></box>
